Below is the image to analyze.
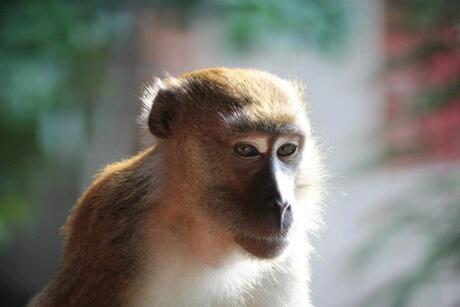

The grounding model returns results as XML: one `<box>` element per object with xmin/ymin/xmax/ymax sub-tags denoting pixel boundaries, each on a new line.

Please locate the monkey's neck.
<box><xmin>150</xmin><ymin>194</ymin><xmax>238</xmax><ymax>268</ymax></box>
<box><xmin>129</xmin><ymin>214</ymin><xmax>272</xmax><ymax>307</ymax></box>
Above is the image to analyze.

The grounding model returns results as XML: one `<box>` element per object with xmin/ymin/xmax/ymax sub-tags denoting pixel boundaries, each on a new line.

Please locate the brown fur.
<box><xmin>29</xmin><ymin>148</ymin><xmax>163</xmax><ymax>306</ymax></box>
<box><xmin>30</xmin><ymin>67</ymin><xmax>322</xmax><ymax>307</ymax></box>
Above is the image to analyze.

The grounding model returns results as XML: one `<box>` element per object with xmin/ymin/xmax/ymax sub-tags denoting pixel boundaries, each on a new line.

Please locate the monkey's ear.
<box><xmin>148</xmin><ymin>88</ymin><xmax>177</xmax><ymax>138</ymax></box>
<box><xmin>140</xmin><ymin>78</ymin><xmax>178</xmax><ymax>139</ymax></box>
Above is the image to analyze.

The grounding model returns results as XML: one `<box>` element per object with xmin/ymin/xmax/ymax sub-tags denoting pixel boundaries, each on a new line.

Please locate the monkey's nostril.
<box><xmin>271</xmin><ymin>201</ymin><xmax>292</xmax><ymax>233</ymax></box>
<box><xmin>272</xmin><ymin>201</ymin><xmax>290</xmax><ymax>214</ymax></box>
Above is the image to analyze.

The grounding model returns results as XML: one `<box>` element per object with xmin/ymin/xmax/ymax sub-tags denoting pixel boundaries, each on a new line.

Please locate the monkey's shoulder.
<box><xmin>62</xmin><ymin>148</ymin><xmax>158</xmax><ymax>239</ymax></box>
<box><xmin>82</xmin><ymin>148</ymin><xmax>155</xmax><ymax>203</ymax></box>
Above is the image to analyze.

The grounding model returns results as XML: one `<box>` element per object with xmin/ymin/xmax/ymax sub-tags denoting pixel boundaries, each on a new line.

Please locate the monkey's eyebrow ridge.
<box><xmin>226</xmin><ymin>118</ymin><xmax>304</xmax><ymax>136</ymax></box>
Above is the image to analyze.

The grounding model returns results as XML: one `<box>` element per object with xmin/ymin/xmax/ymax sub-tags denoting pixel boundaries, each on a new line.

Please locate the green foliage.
<box><xmin>415</xmin><ymin>78</ymin><xmax>460</xmax><ymax>114</ymax></box>
<box><xmin>0</xmin><ymin>0</ymin><xmax>129</xmax><ymax>244</ymax></box>
<box><xmin>224</xmin><ymin>0</ymin><xmax>349</xmax><ymax>52</ymax></box>
<box><xmin>388</xmin><ymin>0</ymin><xmax>459</xmax><ymax>31</ymax></box>
<box><xmin>0</xmin><ymin>193</ymin><xmax>30</xmax><ymax>243</ymax></box>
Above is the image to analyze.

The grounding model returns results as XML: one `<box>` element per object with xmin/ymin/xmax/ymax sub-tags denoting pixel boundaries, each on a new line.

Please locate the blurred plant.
<box><xmin>141</xmin><ymin>0</ymin><xmax>351</xmax><ymax>52</ymax></box>
<box><xmin>223</xmin><ymin>0</ymin><xmax>349</xmax><ymax>52</ymax></box>
<box><xmin>353</xmin><ymin>0</ymin><xmax>460</xmax><ymax>306</ymax></box>
<box><xmin>351</xmin><ymin>170</ymin><xmax>460</xmax><ymax>307</ymax></box>
<box><xmin>384</xmin><ymin>0</ymin><xmax>460</xmax><ymax>161</ymax></box>
<box><xmin>0</xmin><ymin>0</ymin><xmax>129</xmax><ymax>243</ymax></box>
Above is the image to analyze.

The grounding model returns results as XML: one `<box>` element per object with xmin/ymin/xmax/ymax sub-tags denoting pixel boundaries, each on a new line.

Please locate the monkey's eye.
<box><xmin>277</xmin><ymin>143</ymin><xmax>298</xmax><ymax>158</ymax></box>
<box><xmin>234</xmin><ymin>143</ymin><xmax>261</xmax><ymax>159</ymax></box>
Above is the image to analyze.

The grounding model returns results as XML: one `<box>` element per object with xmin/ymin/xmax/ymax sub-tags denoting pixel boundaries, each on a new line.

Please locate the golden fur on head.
<box><xmin>140</xmin><ymin>67</ymin><xmax>311</xmax><ymax>142</ymax></box>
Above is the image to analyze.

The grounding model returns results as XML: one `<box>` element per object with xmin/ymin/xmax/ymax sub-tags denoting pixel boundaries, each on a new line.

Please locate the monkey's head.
<box><xmin>143</xmin><ymin>67</ymin><xmax>323</xmax><ymax>259</ymax></box>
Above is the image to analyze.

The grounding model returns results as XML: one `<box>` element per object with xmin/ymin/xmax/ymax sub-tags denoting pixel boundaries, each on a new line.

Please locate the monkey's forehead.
<box><xmin>158</xmin><ymin>67</ymin><xmax>309</xmax><ymax>129</ymax></box>
<box><xmin>169</xmin><ymin>67</ymin><xmax>305</xmax><ymax>116</ymax></box>
<box><xmin>178</xmin><ymin>67</ymin><xmax>298</xmax><ymax>99</ymax></box>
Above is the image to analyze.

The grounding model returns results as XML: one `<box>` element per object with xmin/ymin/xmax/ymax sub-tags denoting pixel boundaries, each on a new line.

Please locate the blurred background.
<box><xmin>1</xmin><ymin>0</ymin><xmax>459</xmax><ymax>306</ymax></box>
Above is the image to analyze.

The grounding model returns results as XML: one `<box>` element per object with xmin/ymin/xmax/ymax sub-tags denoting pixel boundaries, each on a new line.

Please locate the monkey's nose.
<box><xmin>272</xmin><ymin>200</ymin><xmax>292</xmax><ymax>233</ymax></box>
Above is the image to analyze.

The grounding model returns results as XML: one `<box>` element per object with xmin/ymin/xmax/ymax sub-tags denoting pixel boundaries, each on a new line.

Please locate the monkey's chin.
<box><xmin>234</xmin><ymin>235</ymin><xmax>289</xmax><ymax>259</ymax></box>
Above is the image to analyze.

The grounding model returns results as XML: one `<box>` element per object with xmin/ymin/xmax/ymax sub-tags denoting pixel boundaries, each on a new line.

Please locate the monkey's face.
<box><xmin>145</xmin><ymin>67</ymin><xmax>319</xmax><ymax>259</ymax></box>
<box><xmin>195</xmin><ymin>127</ymin><xmax>307</xmax><ymax>259</ymax></box>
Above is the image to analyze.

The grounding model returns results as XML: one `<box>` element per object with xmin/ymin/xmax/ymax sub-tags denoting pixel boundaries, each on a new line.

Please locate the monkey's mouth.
<box><xmin>234</xmin><ymin>234</ymin><xmax>289</xmax><ymax>259</ymax></box>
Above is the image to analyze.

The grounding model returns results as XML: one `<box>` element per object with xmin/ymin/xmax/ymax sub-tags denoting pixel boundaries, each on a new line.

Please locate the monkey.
<box><xmin>29</xmin><ymin>67</ymin><xmax>325</xmax><ymax>307</ymax></box>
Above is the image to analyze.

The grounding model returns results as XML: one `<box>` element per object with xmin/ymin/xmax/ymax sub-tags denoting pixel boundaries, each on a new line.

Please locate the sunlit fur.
<box><xmin>30</xmin><ymin>67</ymin><xmax>325</xmax><ymax>307</ymax></box>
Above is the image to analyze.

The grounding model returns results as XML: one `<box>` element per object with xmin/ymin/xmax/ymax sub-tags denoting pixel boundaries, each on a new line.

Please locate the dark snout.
<box><xmin>232</xmin><ymin>161</ymin><xmax>297</xmax><ymax>258</ymax></box>
<box><xmin>250</xmin><ymin>165</ymin><xmax>294</xmax><ymax>237</ymax></box>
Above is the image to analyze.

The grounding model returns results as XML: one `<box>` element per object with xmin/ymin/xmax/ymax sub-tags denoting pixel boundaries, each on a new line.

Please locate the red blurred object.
<box><xmin>384</xmin><ymin>9</ymin><xmax>460</xmax><ymax>164</ymax></box>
